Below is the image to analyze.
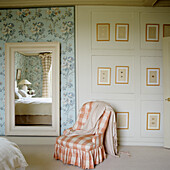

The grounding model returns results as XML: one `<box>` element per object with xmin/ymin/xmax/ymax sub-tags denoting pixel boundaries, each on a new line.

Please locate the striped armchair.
<box><xmin>54</xmin><ymin>101</ymin><xmax>117</xmax><ymax>169</ymax></box>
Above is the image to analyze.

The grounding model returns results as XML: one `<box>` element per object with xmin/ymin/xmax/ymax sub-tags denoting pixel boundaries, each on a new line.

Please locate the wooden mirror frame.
<box><xmin>5</xmin><ymin>42</ymin><xmax>60</xmax><ymax>136</ymax></box>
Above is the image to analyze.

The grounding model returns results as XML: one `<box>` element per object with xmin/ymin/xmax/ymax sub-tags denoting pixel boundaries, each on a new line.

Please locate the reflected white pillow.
<box><xmin>15</xmin><ymin>91</ymin><xmax>22</xmax><ymax>99</ymax></box>
<box><xmin>18</xmin><ymin>90</ymin><xmax>29</xmax><ymax>97</ymax></box>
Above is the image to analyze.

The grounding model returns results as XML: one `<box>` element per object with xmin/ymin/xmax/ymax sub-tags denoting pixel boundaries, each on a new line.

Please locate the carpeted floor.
<box><xmin>19</xmin><ymin>145</ymin><xmax>170</xmax><ymax>170</ymax></box>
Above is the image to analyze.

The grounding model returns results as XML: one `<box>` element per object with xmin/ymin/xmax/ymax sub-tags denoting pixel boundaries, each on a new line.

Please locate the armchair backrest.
<box><xmin>73</xmin><ymin>101</ymin><xmax>112</xmax><ymax>135</ymax></box>
<box><xmin>73</xmin><ymin>101</ymin><xmax>93</xmax><ymax>130</ymax></box>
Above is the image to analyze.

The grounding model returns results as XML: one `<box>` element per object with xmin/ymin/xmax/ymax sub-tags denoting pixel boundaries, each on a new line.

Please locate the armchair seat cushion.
<box><xmin>56</xmin><ymin>134</ymin><xmax>96</xmax><ymax>151</ymax></box>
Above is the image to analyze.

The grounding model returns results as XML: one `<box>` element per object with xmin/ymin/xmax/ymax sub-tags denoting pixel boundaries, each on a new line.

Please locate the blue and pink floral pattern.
<box><xmin>15</xmin><ymin>52</ymin><xmax>43</xmax><ymax>97</ymax></box>
<box><xmin>0</xmin><ymin>7</ymin><xmax>76</xmax><ymax>135</ymax></box>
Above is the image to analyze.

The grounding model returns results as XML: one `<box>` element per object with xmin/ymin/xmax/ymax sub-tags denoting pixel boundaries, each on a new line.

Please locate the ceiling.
<box><xmin>0</xmin><ymin>0</ymin><xmax>170</xmax><ymax>9</ymax></box>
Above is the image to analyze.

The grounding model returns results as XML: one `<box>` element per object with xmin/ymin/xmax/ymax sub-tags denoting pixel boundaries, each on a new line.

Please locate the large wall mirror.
<box><xmin>5</xmin><ymin>42</ymin><xmax>60</xmax><ymax>136</ymax></box>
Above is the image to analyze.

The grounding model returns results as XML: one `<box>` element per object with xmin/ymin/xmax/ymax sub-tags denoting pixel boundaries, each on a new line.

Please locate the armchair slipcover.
<box><xmin>54</xmin><ymin>101</ymin><xmax>118</xmax><ymax>169</ymax></box>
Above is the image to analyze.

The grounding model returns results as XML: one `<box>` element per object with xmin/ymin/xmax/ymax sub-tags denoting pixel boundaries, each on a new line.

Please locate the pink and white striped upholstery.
<box><xmin>72</xmin><ymin>101</ymin><xmax>93</xmax><ymax>130</ymax></box>
<box><xmin>54</xmin><ymin>101</ymin><xmax>112</xmax><ymax>169</ymax></box>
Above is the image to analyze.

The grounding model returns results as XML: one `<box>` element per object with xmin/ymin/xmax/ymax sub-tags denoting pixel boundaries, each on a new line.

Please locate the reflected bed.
<box><xmin>15</xmin><ymin>97</ymin><xmax>52</xmax><ymax>126</ymax></box>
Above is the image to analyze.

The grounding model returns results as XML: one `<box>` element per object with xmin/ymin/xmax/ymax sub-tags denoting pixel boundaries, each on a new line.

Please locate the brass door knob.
<box><xmin>165</xmin><ymin>98</ymin><xmax>170</xmax><ymax>101</ymax></box>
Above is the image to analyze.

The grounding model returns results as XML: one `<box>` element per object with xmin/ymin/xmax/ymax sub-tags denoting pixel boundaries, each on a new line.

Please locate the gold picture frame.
<box><xmin>116</xmin><ymin>112</ymin><xmax>129</xmax><ymax>130</ymax></box>
<box><xmin>115</xmin><ymin>66</ymin><xmax>129</xmax><ymax>84</ymax></box>
<box><xmin>146</xmin><ymin>24</ymin><xmax>159</xmax><ymax>42</ymax></box>
<box><xmin>115</xmin><ymin>23</ymin><xmax>129</xmax><ymax>41</ymax></box>
<box><xmin>163</xmin><ymin>24</ymin><xmax>170</xmax><ymax>37</ymax></box>
<box><xmin>97</xmin><ymin>67</ymin><xmax>111</xmax><ymax>85</ymax></box>
<box><xmin>147</xmin><ymin>112</ymin><xmax>160</xmax><ymax>130</ymax></box>
<box><xmin>146</xmin><ymin>68</ymin><xmax>160</xmax><ymax>86</ymax></box>
<box><xmin>96</xmin><ymin>23</ymin><xmax>110</xmax><ymax>41</ymax></box>
<box><xmin>16</xmin><ymin>69</ymin><xmax>22</xmax><ymax>80</ymax></box>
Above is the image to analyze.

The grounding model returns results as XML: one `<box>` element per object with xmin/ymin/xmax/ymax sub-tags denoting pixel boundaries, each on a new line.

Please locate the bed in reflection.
<box><xmin>15</xmin><ymin>97</ymin><xmax>52</xmax><ymax>126</ymax></box>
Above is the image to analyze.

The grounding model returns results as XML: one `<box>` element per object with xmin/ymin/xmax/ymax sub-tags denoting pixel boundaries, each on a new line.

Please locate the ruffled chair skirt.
<box><xmin>54</xmin><ymin>144</ymin><xmax>106</xmax><ymax>169</ymax></box>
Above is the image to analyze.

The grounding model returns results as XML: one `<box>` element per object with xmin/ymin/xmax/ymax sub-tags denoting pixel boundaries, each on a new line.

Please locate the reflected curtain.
<box><xmin>39</xmin><ymin>53</ymin><xmax>52</xmax><ymax>98</ymax></box>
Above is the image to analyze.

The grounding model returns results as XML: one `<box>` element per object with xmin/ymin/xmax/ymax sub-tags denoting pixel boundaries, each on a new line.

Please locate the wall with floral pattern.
<box><xmin>15</xmin><ymin>52</ymin><xmax>43</xmax><ymax>97</ymax></box>
<box><xmin>0</xmin><ymin>7</ymin><xmax>76</xmax><ymax>135</ymax></box>
<box><xmin>25</xmin><ymin>55</ymin><xmax>43</xmax><ymax>97</ymax></box>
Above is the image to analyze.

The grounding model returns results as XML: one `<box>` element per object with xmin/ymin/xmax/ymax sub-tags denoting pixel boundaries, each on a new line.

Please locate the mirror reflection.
<box><xmin>14</xmin><ymin>51</ymin><xmax>52</xmax><ymax>126</ymax></box>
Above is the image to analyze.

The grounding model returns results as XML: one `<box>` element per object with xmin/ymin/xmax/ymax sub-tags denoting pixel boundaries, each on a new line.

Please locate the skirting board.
<box><xmin>5</xmin><ymin>136</ymin><xmax>57</xmax><ymax>145</ymax></box>
<box><xmin>118</xmin><ymin>138</ymin><xmax>164</xmax><ymax>146</ymax></box>
<box><xmin>3</xmin><ymin>136</ymin><xmax>164</xmax><ymax>146</ymax></box>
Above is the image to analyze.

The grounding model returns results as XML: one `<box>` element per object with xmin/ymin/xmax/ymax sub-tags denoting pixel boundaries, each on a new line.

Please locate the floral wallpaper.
<box><xmin>15</xmin><ymin>52</ymin><xmax>43</xmax><ymax>97</ymax></box>
<box><xmin>0</xmin><ymin>7</ymin><xmax>76</xmax><ymax>135</ymax></box>
<box><xmin>25</xmin><ymin>55</ymin><xmax>43</xmax><ymax>97</ymax></box>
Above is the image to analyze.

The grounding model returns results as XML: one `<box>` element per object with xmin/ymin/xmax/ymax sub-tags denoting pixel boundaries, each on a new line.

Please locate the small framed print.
<box><xmin>16</xmin><ymin>69</ymin><xmax>21</xmax><ymax>80</ymax></box>
<box><xmin>97</xmin><ymin>67</ymin><xmax>111</xmax><ymax>85</ymax></box>
<box><xmin>96</xmin><ymin>23</ymin><xmax>110</xmax><ymax>41</ymax></box>
<box><xmin>146</xmin><ymin>24</ymin><xmax>159</xmax><ymax>42</ymax></box>
<box><xmin>146</xmin><ymin>68</ymin><xmax>160</xmax><ymax>86</ymax></box>
<box><xmin>163</xmin><ymin>24</ymin><xmax>170</xmax><ymax>37</ymax></box>
<box><xmin>147</xmin><ymin>112</ymin><xmax>160</xmax><ymax>130</ymax></box>
<box><xmin>115</xmin><ymin>66</ymin><xmax>129</xmax><ymax>84</ymax></box>
<box><xmin>116</xmin><ymin>112</ymin><xmax>129</xmax><ymax>129</ymax></box>
<box><xmin>115</xmin><ymin>23</ymin><xmax>129</xmax><ymax>41</ymax></box>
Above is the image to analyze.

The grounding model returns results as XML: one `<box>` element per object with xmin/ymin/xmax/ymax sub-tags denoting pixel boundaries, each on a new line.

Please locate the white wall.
<box><xmin>76</xmin><ymin>6</ymin><xmax>170</xmax><ymax>146</ymax></box>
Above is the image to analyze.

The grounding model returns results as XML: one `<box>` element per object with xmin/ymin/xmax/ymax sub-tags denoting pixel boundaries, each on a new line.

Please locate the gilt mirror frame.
<box><xmin>5</xmin><ymin>42</ymin><xmax>60</xmax><ymax>136</ymax></box>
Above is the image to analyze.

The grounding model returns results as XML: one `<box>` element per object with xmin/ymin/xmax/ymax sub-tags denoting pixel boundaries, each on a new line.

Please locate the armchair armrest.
<box><xmin>63</xmin><ymin>127</ymin><xmax>73</xmax><ymax>135</ymax></box>
<box><xmin>92</xmin><ymin>133</ymin><xmax>104</xmax><ymax>147</ymax></box>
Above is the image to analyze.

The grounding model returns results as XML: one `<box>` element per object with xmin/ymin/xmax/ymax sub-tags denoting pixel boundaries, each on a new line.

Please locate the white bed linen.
<box><xmin>0</xmin><ymin>137</ymin><xmax>28</xmax><ymax>170</ymax></box>
<box><xmin>15</xmin><ymin>97</ymin><xmax>52</xmax><ymax>115</ymax></box>
<box><xmin>15</xmin><ymin>97</ymin><xmax>52</xmax><ymax>104</ymax></box>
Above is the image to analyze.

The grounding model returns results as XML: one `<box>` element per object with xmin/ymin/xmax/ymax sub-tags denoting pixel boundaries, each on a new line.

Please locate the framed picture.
<box><xmin>163</xmin><ymin>24</ymin><xmax>170</xmax><ymax>37</ymax></box>
<box><xmin>16</xmin><ymin>69</ymin><xmax>21</xmax><ymax>80</ymax></box>
<box><xmin>115</xmin><ymin>66</ymin><xmax>129</xmax><ymax>84</ymax></box>
<box><xmin>116</xmin><ymin>112</ymin><xmax>129</xmax><ymax>129</ymax></box>
<box><xmin>146</xmin><ymin>68</ymin><xmax>160</xmax><ymax>86</ymax></box>
<box><xmin>97</xmin><ymin>67</ymin><xmax>111</xmax><ymax>85</ymax></box>
<box><xmin>96</xmin><ymin>23</ymin><xmax>110</xmax><ymax>41</ymax></box>
<box><xmin>115</xmin><ymin>23</ymin><xmax>129</xmax><ymax>41</ymax></box>
<box><xmin>147</xmin><ymin>112</ymin><xmax>160</xmax><ymax>130</ymax></box>
<box><xmin>146</xmin><ymin>24</ymin><xmax>159</xmax><ymax>42</ymax></box>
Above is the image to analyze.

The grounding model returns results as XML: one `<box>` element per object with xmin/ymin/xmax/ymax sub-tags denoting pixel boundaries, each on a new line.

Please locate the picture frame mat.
<box><xmin>97</xmin><ymin>67</ymin><xmax>111</xmax><ymax>85</ymax></box>
<box><xmin>96</xmin><ymin>23</ymin><xmax>110</xmax><ymax>41</ymax></box>
<box><xmin>146</xmin><ymin>24</ymin><xmax>159</xmax><ymax>42</ymax></box>
<box><xmin>116</xmin><ymin>112</ymin><xmax>129</xmax><ymax>129</ymax></box>
<box><xmin>163</xmin><ymin>24</ymin><xmax>170</xmax><ymax>37</ymax></box>
<box><xmin>146</xmin><ymin>68</ymin><xmax>160</xmax><ymax>86</ymax></box>
<box><xmin>115</xmin><ymin>66</ymin><xmax>129</xmax><ymax>84</ymax></box>
<box><xmin>147</xmin><ymin>112</ymin><xmax>160</xmax><ymax>130</ymax></box>
<box><xmin>115</xmin><ymin>23</ymin><xmax>129</xmax><ymax>41</ymax></box>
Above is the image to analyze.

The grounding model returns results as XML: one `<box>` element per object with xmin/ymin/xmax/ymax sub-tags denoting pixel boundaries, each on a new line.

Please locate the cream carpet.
<box><xmin>19</xmin><ymin>145</ymin><xmax>170</xmax><ymax>170</ymax></box>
